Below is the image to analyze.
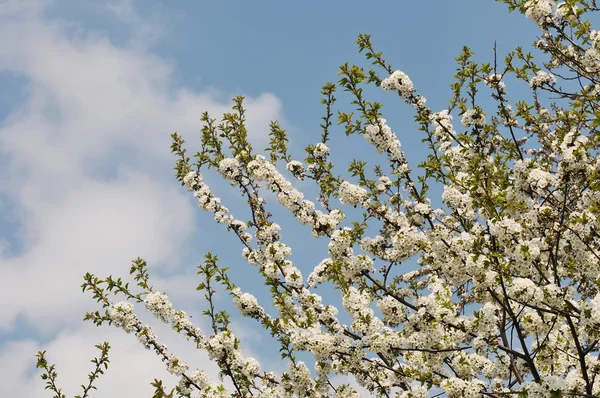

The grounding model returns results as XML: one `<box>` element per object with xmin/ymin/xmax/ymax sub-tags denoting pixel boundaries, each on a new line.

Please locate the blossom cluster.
<box><xmin>286</xmin><ymin>160</ymin><xmax>305</xmax><ymax>180</ymax></box>
<box><xmin>429</xmin><ymin>110</ymin><xmax>456</xmax><ymax>151</ymax></box>
<box><xmin>247</xmin><ymin>154</ymin><xmax>345</xmax><ymax>237</ymax></box>
<box><xmin>338</xmin><ymin>181</ymin><xmax>369</xmax><ymax>207</ymax></box>
<box><xmin>108</xmin><ymin>301</ymin><xmax>190</xmax><ymax>376</ymax></box>
<box><xmin>381</xmin><ymin>70</ymin><xmax>414</xmax><ymax>98</ymax></box>
<box><xmin>524</xmin><ymin>0</ymin><xmax>554</xmax><ymax>26</ymax></box>
<box><xmin>529</xmin><ymin>70</ymin><xmax>556</xmax><ymax>88</ymax></box>
<box><xmin>183</xmin><ymin>170</ymin><xmax>252</xmax><ymax>243</ymax></box>
<box><xmin>460</xmin><ymin>108</ymin><xmax>486</xmax><ymax>128</ymax></box>
<box><xmin>218</xmin><ymin>158</ymin><xmax>241</xmax><ymax>180</ymax></box>
<box><xmin>364</xmin><ymin>118</ymin><xmax>406</xmax><ymax>171</ymax></box>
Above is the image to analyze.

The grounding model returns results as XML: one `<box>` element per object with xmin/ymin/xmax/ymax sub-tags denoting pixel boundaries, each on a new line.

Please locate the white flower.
<box><xmin>108</xmin><ymin>301</ymin><xmax>137</xmax><ymax>333</ymax></box>
<box><xmin>166</xmin><ymin>354</ymin><xmax>188</xmax><ymax>376</ymax></box>
<box><xmin>527</xmin><ymin>167</ymin><xmax>556</xmax><ymax>189</ymax></box>
<box><xmin>145</xmin><ymin>291</ymin><xmax>175</xmax><ymax>323</ymax></box>
<box><xmin>376</xmin><ymin>175</ymin><xmax>392</xmax><ymax>193</ymax></box>
<box><xmin>364</xmin><ymin>118</ymin><xmax>404</xmax><ymax>161</ymax></box>
<box><xmin>218</xmin><ymin>158</ymin><xmax>241</xmax><ymax>180</ymax></box>
<box><xmin>232</xmin><ymin>289</ymin><xmax>263</xmax><ymax>317</ymax></box>
<box><xmin>307</xmin><ymin>258</ymin><xmax>332</xmax><ymax>287</ymax></box>
<box><xmin>461</xmin><ymin>108</ymin><xmax>486</xmax><ymax>128</ymax></box>
<box><xmin>243</xmin><ymin>357</ymin><xmax>261</xmax><ymax>377</ymax></box>
<box><xmin>381</xmin><ymin>70</ymin><xmax>415</xmax><ymax>98</ymax></box>
<box><xmin>397</xmin><ymin>385</ymin><xmax>428</xmax><ymax>398</ymax></box>
<box><xmin>430</xmin><ymin>109</ymin><xmax>456</xmax><ymax>146</ymax></box>
<box><xmin>377</xmin><ymin>295</ymin><xmax>404</xmax><ymax>325</ymax></box>
<box><xmin>183</xmin><ymin>170</ymin><xmax>202</xmax><ymax>191</ymax></box>
<box><xmin>555</xmin><ymin>1</ymin><xmax>578</xmax><ymax>21</ymax></box>
<box><xmin>178</xmin><ymin>369</ymin><xmax>209</xmax><ymax>394</ymax></box>
<box><xmin>286</xmin><ymin>160</ymin><xmax>305</xmax><ymax>179</ymax></box>
<box><xmin>314</xmin><ymin>142</ymin><xmax>329</xmax><ymax>157</ymax></box>
<box><xmin>342</xmin><ymin>286</ymin><xmax>372</xmax><ymax>318</ymax></box>
<box><xmin>441</xmin><ymin>377</ymin><xmax>486</xmax><ymax>398</ymax></box>
<box><xmin>338</xmin><ymin>181</ymin><xmax>369</xmax><ymax>207</ymax></box>
<box><xmin>171</xmin><ymin>310</ymin><xmax>193</xmax><ymax>333</ymax></box>
<box><xmin>484</xmin><ymin>73</ymin><xmax>503</xmax><ymax>87</ymax></box>
<box><xmin>413</xmin><ymin>202</ymin><xmax>431</xmax><ymax>216</ymax></box>
<box><xmin>524</xmin><ymin>0</ymin><xmax>555</xmax><ymax>26</ymax></box>
<box><xmin>284</xmin><ymin>268</ymin><xmax>304</xmax><ymax>288</ymax></box>
<box><xmin>529</xmin><ymin>70</ymin><xmax>556</xmax><ymax>88</ymax></box>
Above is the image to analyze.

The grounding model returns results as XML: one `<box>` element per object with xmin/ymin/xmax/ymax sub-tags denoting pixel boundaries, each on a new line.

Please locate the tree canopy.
<box><xmin>36</xmin><ymin>1</ymin><xmax>600</xmax><ymax>397</ymax></box>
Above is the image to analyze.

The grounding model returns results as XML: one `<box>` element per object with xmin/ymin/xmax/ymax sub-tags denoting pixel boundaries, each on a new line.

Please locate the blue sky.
<box><xmin>0</xmin><ymin>1</ymin><xmax>551</xmax><ymax>396</ymax></box>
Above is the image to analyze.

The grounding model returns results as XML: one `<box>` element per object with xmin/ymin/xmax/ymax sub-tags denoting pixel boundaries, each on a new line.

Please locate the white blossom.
<box><xmin>461</xmin><ymin>108</ymin><xmax>486</xmax><ymax>128</ymax></box>
<box><xmin>524</xmin><ymin>0</ymin><xmax>555</xmax><ymax>26</ymax></box>
<box><xmin>529</xmin><ymin>70</ymin><xmax>556</xmax><ymax>88</ymax></box>
<box><xmin>338</xmin><ymin>181</ymin><xmax>369</xmax><ymax>207</ymax></box>
<box><xmin>314</xmin><ymin>142</ymin><xmax>329</xmax><ymax>157</ymax></box>
<box><xmin>381</xmin><ymin>70</ymin><xmax>415</xmax><ymax>98</ymax></box>
<box><xmin>218</xmin><ymin>157</ymin><xmax>241</xmax><ymax>180</ymax></box>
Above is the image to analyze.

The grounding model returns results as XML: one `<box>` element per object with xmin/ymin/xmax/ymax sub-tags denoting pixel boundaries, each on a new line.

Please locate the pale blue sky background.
<box><xmin>0</xmin><ymin>1</ymin><xmax>561</xmax><ymax>396</ymax></box>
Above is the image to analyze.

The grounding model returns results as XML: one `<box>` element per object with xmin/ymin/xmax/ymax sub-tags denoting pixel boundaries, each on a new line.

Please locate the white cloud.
<box><xmin>0</xmin><ymin>1</ymin><xmax>282</xmax><ymax>396</ymax></box>
<box><xmin>105</xmin><ymin>0</ymin><xmax>168</xmax><ymax>50</ymax></box>
<box><xmin>0</xmin><ymin>169</ymin><xmax>197</xmax><ymax>334</ymax></box>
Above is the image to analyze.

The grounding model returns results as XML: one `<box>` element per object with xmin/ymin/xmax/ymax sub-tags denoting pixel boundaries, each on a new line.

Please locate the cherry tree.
<box><xmin>36</xmin><ymin>1</ymin><xmax>600</xmax><ymax>397</ymax></box>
